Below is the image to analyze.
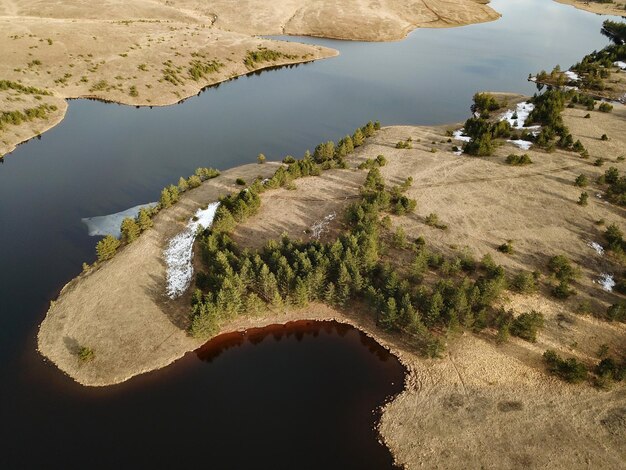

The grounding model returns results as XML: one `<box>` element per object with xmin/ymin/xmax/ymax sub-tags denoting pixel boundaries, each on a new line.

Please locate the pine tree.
<box><xmin>353</xmin><ymin>128</ymin><xmax>364</xmax><ymax>147</ymax></box>
<box><xmin>324</xmin><ymin>282</ymin><xmax>337</xmax><ymax>306</ymax></box>
<box><xmin>96</xmin><ymin>235</ymin><xmax>121</xmax><ymax>261</ymax></box>
<box><xmin>160</xmin><ymin>188</ymin><xmax>172</xmax><ymax>208</ymax></box>
<box><xmin>187</xmin><ymin>175</ymin><xmax>202</xmax><ymax>188</ymax></box>
<box><xmin>426</xmin><ymin>291</ymin><xmax>443</xmax><ymax>325</ymax></box>
<box><xmin>291</xmin><ymin>277</ymin><xmax>309</xmax><ymax>307</ymax></box>
<box><xmin>379</xmin><ymin>297</ymin><xmax>398</xmax><ymax>330</ymax></box>
<box><xmin>178</xmin><ymin>177</ymin><xmax>189</xmax><ymax>192</ymax></box>
<box><xmin>120</xmin><ymin>217</ymin><xmax>140</xmax><ymax>243</ymax></box>
<box><xmin>167</xmin><ymin>185</ymin><xmax>180</xmax><ymax>203</ymax></box>
<box><xmin>137</xmin><ymin>208</ymin><xmax>153</xmax><ymax>231</ymax></box>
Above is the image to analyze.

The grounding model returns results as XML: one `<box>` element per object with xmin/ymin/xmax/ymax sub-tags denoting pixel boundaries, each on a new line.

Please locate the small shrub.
<box><xmin>574</xmin><ymin>174</ymin><xmax>588</xmax><ymax>187</ymax></box>
<box><xmin>543</xmin><ymin>350</ymin><xmax>587</xmax><ymax>383</ymax></box>
<box><xmin>425</xmin><ymin>213</ymin><xmax>447</xmax><ymax>230</ymax></box>
<box><xmin>577</xmin><ymin>191</ymin><xmax>589</xmax><ymax>206</ymax></box>
<box><xmin>235</xmin><ymin>178</ymin><xmax>246</xmax><ymax>186</ymax></box>
<box><xmin>505</xmin><ymin>154</ymin><xmax>532</xmax><ymax>165</ymax></box>
<box><xmin>283</xmin><ymin>155</ymin><xmax>296</xmax><ymax>164</ymax></box>
<box><xmin>498</xmin><ymin>240</ymin><xmax>514</xmax><ymax>254</ymax></box>
<box><xmin>601</xmin><ymin>134</ymin><xmax>608</xmax><ymax>141</ymax></box>
<box><xmin>548</xmin><ymin>255</ymin><xmax>577</xmax><ymax>282</ymax></box>
<box><xmin>510</xmin><ymin>311</ymin><xmax>544</xmax><ymax>342</ymax></box>
<box><xmin>78</xmin><ymin>346</ymin><xmax>95</xmax><ymax>362</ymax></box>
<box><xmin>598</xmin><ymin>102</ymin><xmax>613</xmax><ymax>113</ymax></box>
<box><xmin>257</xmin><ymin>153</ymin><xmax>266</xmax><ymax>164</ymax></box>
<box><xmin>511</xmin><ymin>271</ymin><xmax>537</xmax><ymax>293</ymax></box>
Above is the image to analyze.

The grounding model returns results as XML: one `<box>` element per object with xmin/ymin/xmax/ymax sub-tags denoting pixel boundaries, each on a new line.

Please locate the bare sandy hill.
<box><xmin>0</xmin><ymin>0</ymin><xmax>499</xmax><ymax>157</ymax></box>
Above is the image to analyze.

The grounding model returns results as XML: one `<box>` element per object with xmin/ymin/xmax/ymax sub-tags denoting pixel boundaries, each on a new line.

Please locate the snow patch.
<box><xmin>164</xmin><ymin>202</ymin><xmax>220</xmax><ymax>299</ymax></box>
<box><xmin>453</xmin><ymin>129</ymin><xmax>471</xmax><ymax>142</ymax></box>
<box><xmin>310</xmin><ymin>212</ymin><xmax>336</xmax><ymax>239</ymax></box>
<box><xmin>588</xmin><ymin>241</ymin><xmax>604</xmax><ymax>256</ymax></box>
<box><xmin>564</xmin><ymin>70</ymin><xmax>580</xmax><ymax>81</ymax></box>
<box><xmin>500</xmin><ymin>101</ymin><xmax>537</xmax><ymax>129</ymax></box>
<box><xmin>597</xmin><ymin>274</ymin><xmax>615</xmax><ymax>292</ymax></box>
<box><xmin>82</xmin><ymin>202</ymin><xmax>157</xmax><ymax>238</ymax></box>
<box><xmin>614</xmin><ymin>61</ymin><xmax>626</xmax><ymax>70</ymax></box>
<box><xmin>507</xmin><ymin>139</ymin><xmax>532</xmax><ymax>150</ymax></box>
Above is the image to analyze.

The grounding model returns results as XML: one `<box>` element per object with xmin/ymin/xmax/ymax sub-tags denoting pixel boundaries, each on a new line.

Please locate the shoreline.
<box><xmin>554</xmin><ymin>0</ymin><xmax>626</xmax><ymax>17</ymax></box>
<box><xmin>0</xmin><ymin>50</ymin><xmax>337</xmax><ymax>159</ymax></box>
<box><xmin>0</xmin><ymin>0</ymin><xmax>502</xmax><ymax>159</ymax></box>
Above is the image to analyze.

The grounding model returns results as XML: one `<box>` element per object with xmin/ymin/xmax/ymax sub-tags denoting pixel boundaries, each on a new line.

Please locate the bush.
<box><xmin>574</xmin><ymin>174</ymin><xmax>588</xmax><ymax>187</ymax></box>
<box><xmin>505</xmin><ymin>154</ymin><xmax>532</xmax><ymax>165</ymax></box>
<box><xmin>605</xmin><ymin>223</ymin><xmax>624</xmax><ymax>251</ymax></box>
<box><xmin>425</xmin><ymin>213</ymin><xmax>447</xmax><ymax>230</ymax></box>
<box><xmin>577</xmin><ymin>191</ymin><xmax>589</xmax><ymax>206</ymax></box>
<box><xmin>510</xmin><ymin>311</ymin><xmax>544</xmax><ymax>342</ymax></box>
<box><xmin>498</xmin><ymin>240</ymin><xmax>514</xmax><ymax>254</ymax></box>
<box><xmin>606</xmin><ymin>303</ymin><xmax>626</xmax><ymax>322</ymax></box>
<box><xmin>548</xmin><ymin>255</ymin><xmax>577</xmax><ymax>282</ymax></box>
<box><xmin>543</xmin><ymin>350</ymin><xmax>588</xmax><ymax>383</ymax></box>
<box><xmin>601</xmin><ymin>134</ymin><xmax>608</xmax><ymax>141</ymax></box>
<box><xmin>235</xmin><ymin>178</ymin><xmax>246</xmax><ymax>186</ymax></box>
<box><xmin>595</xmin><ymin>358</ymin><xmax>625</xmax><ymax>387</ymax></box>
<box><xmin>599</xmin><ymin>102</ymin><xmax>613</xmax><ymax>113</ymax></box>
<box><xmin>511</xmin><ymin>271</ymin><xmax>537</xmax><ymax>293</ymax></box>
<box><xmin>257</xmin><ymin>153</ymin><xmax>266</xmax><ymax>164</ymax></box>
<box><xmin>395</xmin><ymin>139</ymin><xmax>412</xmax><ymax>149</ymax></box>
<box><xmin>78</xmin><ymin>346</ymin><xmax>95</xmax><ymax>362</ymax></box>
<box><xmin>552</xmin><ymin>280</ymin><xmax>575</xmax><ymax>299</ymax></box>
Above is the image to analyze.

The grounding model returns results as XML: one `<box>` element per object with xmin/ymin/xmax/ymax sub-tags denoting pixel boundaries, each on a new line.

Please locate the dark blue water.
<box><xmin>0</xmin><ymin>0</ymin><xmax>621</xmax><ymax>468</ymax></box>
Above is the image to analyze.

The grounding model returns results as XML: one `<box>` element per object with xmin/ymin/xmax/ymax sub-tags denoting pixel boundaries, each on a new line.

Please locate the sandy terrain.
<box><xmin>0</xmin><ymin>0</ymin><xmax>499</xmax><ymax>158</ymax></box>
<box><xmin>555</xmin><ymin>0</ymin><xmax>626</xmax><ymax>17</ymax></box>
<box><xmin>37</xmin><ymin>101</ymin><xmax>626</xmax><ymax>465</ymax></box>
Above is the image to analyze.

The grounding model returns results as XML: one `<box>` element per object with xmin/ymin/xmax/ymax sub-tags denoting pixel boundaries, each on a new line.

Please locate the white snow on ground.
<box><xmin>164</xmin><ymin>202</ymin><xmax>219</xmax><ymax>299</ymax></box>
<box><xmin>507</xmin><ymin>139</ymin><xmax>532</xmax><ymax>150</ymax></box>
<box><xmin>500</xmin><ymin>102</ymin><xmax>537</xmax><ymax>129</ymax></box>
<box><xmin>614</xmin><ymin>61</ymin><xmax>626</xmax><ymax>70</ymax></box>
<box><xmin>82</xmin><ymin>202</ymin><xmax>157</xmax><ymax>238</ymax></box>
<box><xmin>588</xmin><ymin>241</ymin><xmax>604</xmax><ymax>256</ymax></box>
<box><xmin>564</xmin><ymin>70</ymin><xmax>580</xmax><ymax>81</ymax></box>
<box><xmin>310</xmin><ymin>212</ymin><xmax>336</xmax><ymax>239</ymax></box>
<box><xmin>597</xmin><ymin>273</ymin><xmax>616</xmax><ymax>292</ymax></box>
<box><xmin>453</xmin><ymin>129</ymin><xmax>471</xmax><ymax>142</ymax></box>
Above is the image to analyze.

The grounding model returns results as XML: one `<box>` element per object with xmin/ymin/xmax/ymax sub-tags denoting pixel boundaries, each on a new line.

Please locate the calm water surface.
<box><xmin>0</xmin><ymin>0</ymin><xmax>622</xmax><ymax>467</ymax></box>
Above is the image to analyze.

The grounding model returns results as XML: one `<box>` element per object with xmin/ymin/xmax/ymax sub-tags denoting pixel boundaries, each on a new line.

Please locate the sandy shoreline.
<box><xmin>555</xmin><ymin>0</ymin><xmax>626</xmax><ymax>17</ymax></box>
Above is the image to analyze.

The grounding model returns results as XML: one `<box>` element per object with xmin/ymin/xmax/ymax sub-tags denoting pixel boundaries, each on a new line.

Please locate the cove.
<box><xmin>0</xmin><ymin>0</ymin><xmax>623</xmax><ymax>467</ymax></box>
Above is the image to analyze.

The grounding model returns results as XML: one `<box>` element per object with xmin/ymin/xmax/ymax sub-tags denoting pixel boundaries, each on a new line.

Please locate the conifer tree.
<box><xmin>137</xmin><ymin>208</ymin><xmax>153</xmax><ymax>231</ymax></box>
<box><xmin>96</xmin><ymin>235</ymin><xmax>121</xmax><ymax>261</ymax></box>
<box><xmin>120</xmin><ymin>217</ymin><xmax>140</xmax><ymax>243</ymax></box>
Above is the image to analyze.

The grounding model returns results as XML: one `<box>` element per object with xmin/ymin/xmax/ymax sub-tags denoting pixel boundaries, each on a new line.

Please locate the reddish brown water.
<box><xmin>2</xmin><ymin>320</ymin><xmax>405</xmax><ymax>469</ymax></box>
